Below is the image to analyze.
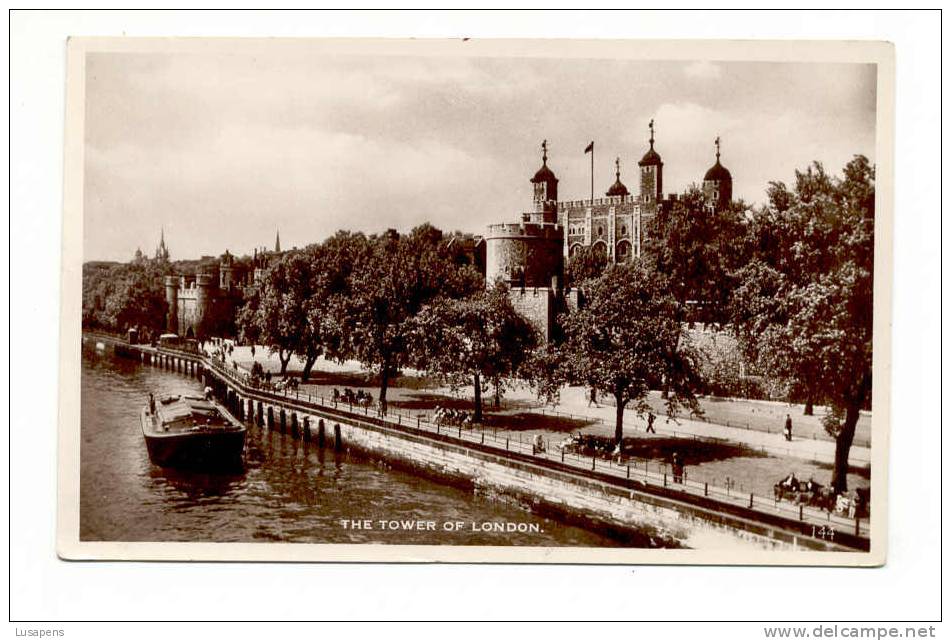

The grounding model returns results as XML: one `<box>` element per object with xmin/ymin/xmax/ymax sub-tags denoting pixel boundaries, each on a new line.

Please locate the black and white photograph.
<box><xmin>57</xmin><ymin>36</ymin><xmax>892</xmax><ymax>564</ymax></box>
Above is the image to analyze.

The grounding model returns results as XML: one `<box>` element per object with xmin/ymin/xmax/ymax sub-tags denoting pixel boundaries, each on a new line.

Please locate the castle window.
<box><xmin>620</xmin><ymin>225</ymin><xmax>627</xmax><ymax>237</ymax></box>
<box><xmin>597</xmin><ymin>226</ymin><xmax>603</xmax><ymax>237</ymax></box>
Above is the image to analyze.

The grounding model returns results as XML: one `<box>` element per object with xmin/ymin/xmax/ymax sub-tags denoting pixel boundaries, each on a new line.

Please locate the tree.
<box><xmin>644</xmin><ymin>188</ymin><xmax>750</xmax><ymax>325</ymax></box>
<box><xmin>336</xmin><ymin>225</ymin><xmax>482</xmax><ymax>414</ymax></box>
<box><xmin>557</xmin><ymin>261</ymin><xmax>701</xmax><ymax>446</ymax></box>
<box><xmin>412</xmin><ymin>279</ymin><xmax>538</xmax><ymax>421</ymax></box>
<box><xmin>301</xmin><ymin>232</ymin><xmax>371</xmax><ymax>381</ymax></box>
<box><xmin>236</xmin><ymin>254</ymin><xmax>310</xmax><ymax>377</ymax></box>
<box><xmin>731</xmin><ymin>156</ymin><xmax>874</xmax><ymax>493</ymax></box>
<box><xmin>565</xmin><ymin>246</ymin><xmax>608</xmax><ymax>288</ymax></box>
<box><xmin>82</xmin><ymin>258</ymin><xmax>171</xmax><ymax>337</ymax></box>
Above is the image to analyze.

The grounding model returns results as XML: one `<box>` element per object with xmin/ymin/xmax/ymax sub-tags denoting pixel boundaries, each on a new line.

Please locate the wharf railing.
<box><xmin>202</xmin><ymin>357</ymin><xmax>870</xmax><ymax>546</ymax></box>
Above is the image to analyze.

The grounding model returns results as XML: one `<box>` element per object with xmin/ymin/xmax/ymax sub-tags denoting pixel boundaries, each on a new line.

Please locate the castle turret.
<box><xmin>638</xmin><ymin>119</ymin><xmax>663</xmax><ymax>205</ymax></box>
<box><xmin>164</xmin><ymin>275</ymin><xmax>179</xmax><ymax>334</ymax></box>
<box><xmin>606</xmin><ymin>156</ymin><xmax>630</xmax><ymax>197</ymax></box>
<box><xmin>703</xmin><ymin>136</ymin><xmax>733</xmax><ymax>212</ymax></box>
<box><xmin>531</xmin><ymin>139</ymin><xmax>559</xmax><ymax>224</ymax></box>
<box><xmin>219</xmin><ymin>250</ymin><xmax>235</xmax><ymax>290</ymax></box>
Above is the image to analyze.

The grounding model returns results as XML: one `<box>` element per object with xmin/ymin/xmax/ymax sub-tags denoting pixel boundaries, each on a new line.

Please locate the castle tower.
<box><xmin>531</xmin><ymin>139</ymin><xmax>559</xmax><ymax>224</ymax></box>
<box><xmin>164</xmin><ymin>275</ymin><xmax>179</xmax><ymax>334</ymax></box>
<box><xmin>638</xmin><ymin>119</ymin><xmax>663</xmax><ymax>205</ymax></box>
<box><xmin>703</xmin><ymin>136</ymin><xmax>733</xmax><ymax>212</ymax></box>
<box><xmin>219</xmin><ymin>250</ymin><xmax>235</xmax><ymax>289</ymax></box>
<box><xmin>194</xmin><ymin>273</ymin><xmax>214</xmax><ymax>338</ymax></box>
<box><xmin>606</xmin><ymin>156</ymin><xmax>630</xmax><ymax>197</ymax></box>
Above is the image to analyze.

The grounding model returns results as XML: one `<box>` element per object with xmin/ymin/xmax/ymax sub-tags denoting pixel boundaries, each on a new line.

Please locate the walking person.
<box><xmin>587</xmin><ymin>387</ymin><xmax>599</xmax><ymax>408</ymax></box>
<box><xmin>784</xmin><ymin>413</ymin><xmax>793</xmax><ymax>442</ymax></box>
<box><xmin>646</xmin><ymin>411</ymin><xmax>656</xmax><ymax>434</ymax></box>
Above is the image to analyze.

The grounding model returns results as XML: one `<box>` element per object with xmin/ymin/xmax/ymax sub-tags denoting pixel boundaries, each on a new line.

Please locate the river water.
<box><xmin>80</xmin><ymin>344</ymin><xmax>624</xmax><ymax>546</ymax></box>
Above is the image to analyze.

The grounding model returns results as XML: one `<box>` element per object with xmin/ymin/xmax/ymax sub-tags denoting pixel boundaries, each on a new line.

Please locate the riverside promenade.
<box><xmin>221</xmin><ymin>346</ymin><xmax>870</xmax><ymax>469</ymax></box>
<box><xmin>90</xmin><ymin>334</ymin><xmax>871</xmax><ymax>550</ymax></box>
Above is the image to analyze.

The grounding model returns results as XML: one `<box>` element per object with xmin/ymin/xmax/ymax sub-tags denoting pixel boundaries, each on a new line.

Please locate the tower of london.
<box><xmin>484</xmin><ymin>122</ymin><xmax>734</xmax><ymax>340</ymax></box>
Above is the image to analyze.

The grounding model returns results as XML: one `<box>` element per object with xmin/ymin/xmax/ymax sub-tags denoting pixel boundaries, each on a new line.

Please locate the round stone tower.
<box><xmin>164</xmin><ymin>275</ymin><xmax>179</xmax><ymax>334</ymax></box>
<box><xmin>485</xmin><ymin>223</ymin><xmax>564</xmax><ymax>289</ymax></box>
<box><xmin>195</xmin><ymin>273</ymin><xmax>214</xmax><ymax>338</ymax></box>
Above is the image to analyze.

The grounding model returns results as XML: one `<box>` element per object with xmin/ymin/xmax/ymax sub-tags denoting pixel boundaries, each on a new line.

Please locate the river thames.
<box><xmin>80</xmin><ymin>344</ymin><xmax>626</xmax><ymax>546</ymax></box>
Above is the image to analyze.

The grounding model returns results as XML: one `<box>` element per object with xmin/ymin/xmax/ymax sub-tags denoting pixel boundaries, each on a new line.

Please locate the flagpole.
<box><xmin>590</xmin><ymin>142</ymin><xmax>594</xmax><ymax>203</ymax></box>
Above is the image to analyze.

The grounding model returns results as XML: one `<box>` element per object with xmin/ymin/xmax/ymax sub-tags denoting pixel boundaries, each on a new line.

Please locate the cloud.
<box><xmin>683</xmin><ymin>61</ymin><xmax>722</xmax><ymax>80</ymax></box>
<box><xmin>82</xmin><ymin>53</ymin><xmax>877</xmax><ymax>261</ymax></box>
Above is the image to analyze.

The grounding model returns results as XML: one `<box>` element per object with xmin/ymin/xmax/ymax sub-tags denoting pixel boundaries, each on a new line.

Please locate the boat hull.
<box><xmin>141</xmin><ymin>404</ymin><xmax>246</xmax><ymax>471</ymax></box>
<box><xmin>143</xmin><ymin>428</ymin><xmax>246</xmax><ymax>470</ymax></box>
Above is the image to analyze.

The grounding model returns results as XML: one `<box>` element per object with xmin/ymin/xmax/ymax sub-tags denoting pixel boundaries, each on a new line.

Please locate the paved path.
<box><xmin>538</xmin><ymin>387</ymin><xmax>871</xmax><ymax>467</ymax></box>
<box><xmin>218</xmin><ymin>344</ymin><xmax>870</xmax><ymax>468</ymax></box>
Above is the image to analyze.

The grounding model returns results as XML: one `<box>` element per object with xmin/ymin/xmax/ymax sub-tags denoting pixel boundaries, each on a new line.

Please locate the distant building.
<box><xmin>154</xmin><ymin>228</ymin><xmax>170</xmax><ymax>262</ymax></box>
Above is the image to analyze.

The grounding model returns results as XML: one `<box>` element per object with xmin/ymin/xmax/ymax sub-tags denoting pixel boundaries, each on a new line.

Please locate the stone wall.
<box><xmin>560</xmin><ymin>200</ymin><xmax>643</xmax><ymax>262</ymax></box>
<box><xmin>508</xmin><ymin>287</ymin><xmax>556</xmax><ymax>341</ymax></box>
<box><xmin>291</xmin><ymin>409</ymin><xmax>847</xmax><ymax>551</ymax></box>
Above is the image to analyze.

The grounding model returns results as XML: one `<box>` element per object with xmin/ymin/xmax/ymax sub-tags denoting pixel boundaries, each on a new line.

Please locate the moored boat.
<box><xmin>141</xmin><ymin>394</ymin><xmax>246</xmax><ymax>470</ymax></box>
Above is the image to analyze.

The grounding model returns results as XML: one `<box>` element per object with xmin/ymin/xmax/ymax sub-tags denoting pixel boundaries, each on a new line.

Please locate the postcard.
<box><xmin>58</xmin><ymin>37</ymin><xmax>893</xmax><ymax>564</ymax></box>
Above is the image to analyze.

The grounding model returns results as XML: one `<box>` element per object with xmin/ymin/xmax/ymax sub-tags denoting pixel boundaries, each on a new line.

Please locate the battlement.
<box><xmin>485</xmin><ymin>222</ymin><xmax>564</xmax><ymax>241</ymax></box>
<box><xmin>557</xmin><ymin>194</ymin><xmax>640</xmax><ymax>210</ymax></box>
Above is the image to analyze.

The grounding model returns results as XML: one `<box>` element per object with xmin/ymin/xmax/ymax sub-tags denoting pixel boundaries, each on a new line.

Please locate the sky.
<box><xmin>83</xmin><ymin>50</ymin><xmax>877</xmax><ymax>262</ymax></box>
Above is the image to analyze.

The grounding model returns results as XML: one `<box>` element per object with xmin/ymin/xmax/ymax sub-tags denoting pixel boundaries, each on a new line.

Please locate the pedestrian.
<box><xmin>588</xmin><ymin>387</ymin><xmax>599</xmax><ymax>408</ymax></box>
<box><xmin>671</xmin><ymin>452</ymin><xmax>684</xmax><ymax>484</ymax></box>
<box><xmin>533</xmin><ymin>433</ymin><xmax>545</xmax><ymax>454</ymax></box>
<box><xmin>250</xmin><ymin>345</ymin><xmax>255</xmax><ymax>358</ymax></box>
<box><xmin>646</xmin><ymin>412</ymin><xmax>656</xmax><ymax>434</ymax></box>
<box><xmin>148</xmin><ymin>393</ymin><xmax>156</xmax><ymax>415</ymax></box>
<box><xmin>848</xmin><ymin>492</ymin><xmax>858</xmax><ymax>519</ymax></box>
<box><xmin>784</xmin><ymin>414</ymin><xmax>793</xmax><ymax>442</ymax></box>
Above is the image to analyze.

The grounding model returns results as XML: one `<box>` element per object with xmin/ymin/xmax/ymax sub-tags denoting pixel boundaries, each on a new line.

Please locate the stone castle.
<box><xmin>161</xmin><ymin>232</ymin><xmax>283</xmax><ymax>339</ymax></box>
<box><xmin>483</xmin><ymin>123</ymin><xmax>733</xmax><ymax>339</ymax></box>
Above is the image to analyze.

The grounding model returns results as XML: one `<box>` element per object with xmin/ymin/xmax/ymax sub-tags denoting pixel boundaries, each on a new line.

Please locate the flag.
<box><xmin>584</xmin><ymin>141</ymin><xmax>594</xmax><ymax>154</ymax></box>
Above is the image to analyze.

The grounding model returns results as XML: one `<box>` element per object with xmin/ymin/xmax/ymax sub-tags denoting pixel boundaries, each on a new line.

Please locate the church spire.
<box><xmin>275</xmin><ymin>229</ymin><xmax>281</xmax><ymax>253</ymax></box>
<box><xmin>649</xmin><ymin>118</ymin><xmax>655</xmax><ymax>150</ymax></box>
<box><xmin>715</xmin><ymin>135</ymin><xmax>721</xmax><ymax>162</ymax></box>
<box><xmin>155</xmin><ymin>226</ymin><xmax>169</xmax><ymax>261</ymax></box>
